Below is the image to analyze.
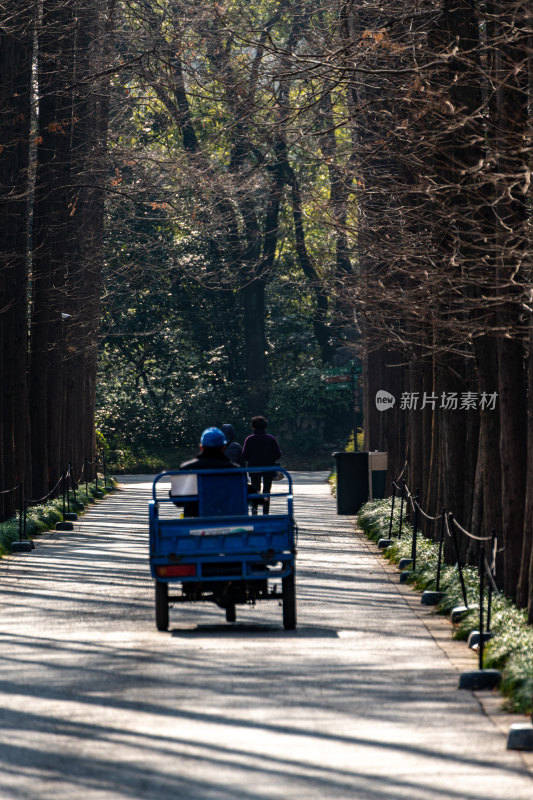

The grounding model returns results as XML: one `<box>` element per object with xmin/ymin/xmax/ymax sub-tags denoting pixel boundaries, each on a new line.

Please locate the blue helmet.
<box><xmin>200</xmin><ymin>427</ymin><xmax>227</xmax><ymax>448</ymax></box>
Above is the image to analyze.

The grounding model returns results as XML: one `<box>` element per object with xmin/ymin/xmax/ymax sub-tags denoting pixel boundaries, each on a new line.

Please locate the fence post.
<box><xmin>9</xmin><ymin>483</ymin><xmax>33</xmax><ymax>553</ymax></box>
<box><xmin>421</xmin><ymin>506</ymin><xmax>446</xmax><ymax>605</ymax></box>
<box><xmin>103</xmin><ymin>450</ymin><xmax>107</xmax><ymax>490</ymax></box>
<box><xmin>95</xmin><ymin>455</ymin><xmax>99</xmax><ymax>493</ymax></box>
<box><xmin>410</xmin><ymin>489</ymin><xmax>419</xmax><ymax>569</ymax></box>
<box><xmin>388</xmin><ymin>483</ymin><xmax>397</xmax><ymax>539</ymax></box>
<box><xmin>448</xmin><ymin>513</ymin><xmax>468</xmax><ymax>608</ymax></box>
<box><xmin>459</xmin><ymin>538</ymin><xmax>501</xmax><ymax>691</ymax></box>
<box><xmin>398</xmin><ymin>480</ymin><xmax>406</xmax><ymax>538</ymax></box>
<box><xmin>486</xmin><ymin>529</ymin><xmax>496</xmax><ymax>633</ymax></box>
<box><xmin>436</xmin><ymin>508</ymin><xmax>446</xmax><ymax>592</ymax></box>
<box><xmin>478</xmin><ymin>544</ymin><xmax>485</xmax><ymax>671</ymax></box>
<box><xmin>62</xmin><ymin>471</ymin><xmax>66</xmax><ymax>518</ymax></box>
<box><xmin>62</xmin><ymin>463</ymin><xmax>79</xmax><ymax>522</ymax></box>
<box><xmin>18</xmin><ymin>483</ymin><xmax>23</xmax><ymax>542</ymax></box>
<box><xmin>71</xmin><ymin>463</ymin><xmax>77</xmax><ymax>507</ymax></box>
<box><xmin>85</xmin><ymin>457</ymin><xmax>89</xmax><ymax>498</ymax></box>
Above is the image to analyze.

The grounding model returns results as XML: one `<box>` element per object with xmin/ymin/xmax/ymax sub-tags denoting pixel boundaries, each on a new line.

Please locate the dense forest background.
<box><xmin>97</xmin><ymin>0</ymin><xmax>359</xmax><ymax>467</ymax></box>
<box><xmin>1</xmin><ymin>0</ymin><xmax>533</xmax><ymax>619</ymax></box>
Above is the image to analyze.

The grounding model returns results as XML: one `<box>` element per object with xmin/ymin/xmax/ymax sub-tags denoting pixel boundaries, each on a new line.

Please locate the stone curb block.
<box><xmin>10</xmin><ymin>540</ymin><xmax>34</xmax><ymax>553</ymax></box>
<box><xmin>56</xmin><ymin>521</ymin><xmax>74</xmax><ymax>531</ymax></box>
<box><xmin>467</xmin><ymin>630</ymin><xmax>495</xmax><ymax>649</ymax></box>
<box><xmin>459</xmin><ymin>669</ymin><xmax>502</xmax><ymax>690</ymax></box>
<box><xmin>421</xmin><ymin>590</ymin><xmax>443</xmax><ymax>606</ymax></box>
<box><xmin>507</xmin><ymin>723</ymin><xmax>533</xmax><ymax>751</ymax></box>
<box><xmin>451</xmin><ymin>604</ymin><xmax>470</xmax><ymax>623</ymax></box>
<box><xmin>377</xmin><ymin>538</ymin><xmax>392</xmax><ymax>549</ymax></box>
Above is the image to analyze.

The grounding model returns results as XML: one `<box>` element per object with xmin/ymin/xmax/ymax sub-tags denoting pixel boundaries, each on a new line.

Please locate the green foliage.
<box><xmin>97</xmin><ymin>206</ymin><xmax>355</xmax><ymax>466</ymax></box>
<box><xmin>98</xmin><ymin>199</ymin><xmax>249</xmax><ymax>455</ymax></box>
<box><xmin>345</xmin><ymin>431</ymin><xmax>365</xmax><ymax>452</ymax></box>
<box><xmin>95</xmin><ymin>430</ymin><xmax>109</xmax><ymax>452</ymax></box>
<box><xmin>357</xmin><ymin>499</ymin><xmax>403</xmax><ymax>541</ymax></box>
<box><xmin>96</xmin><ymin>4</ymin><xmax>357</xmax><ymax>470</ymax></box>
<box><xmin>0</xmin><ymin>519</ymin><xmax>22</xmax><ymax>554</ymax></box>
<box><xmin>268</xmin><ymin>366</ymin><xmax>353</xmax><ymax>457</ymax></box>
<box><xmin>106</xmin><ymin>448</ymin><xmax>172</xmax><ymax>474</ymax></box>
<box><xmin>25</xmin><ymin>502</ymin><xmax>63</xmax><ymax>534</ymax></box>
<box><xmin>358</xmin><ymin>499</ymin><xmax>533</xmax><ymax>715</ymax></box>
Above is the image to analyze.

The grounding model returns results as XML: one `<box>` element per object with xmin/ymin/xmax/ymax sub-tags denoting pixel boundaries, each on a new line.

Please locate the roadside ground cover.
<box><xmin>358</xmin><ymin>499</ymin><xmax>533</xmax><ymax>715</ymax></box>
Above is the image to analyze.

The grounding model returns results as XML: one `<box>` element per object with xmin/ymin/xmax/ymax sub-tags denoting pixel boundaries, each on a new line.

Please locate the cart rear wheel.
<box><xmin>225</xmin><ymin>604</ymin><xmax>236</xmax><ymax>623</ymax></box>
<box><xmin>282</xmin><ymin>570</ymin><xmax>296</xmax><ymax>630</ymax></box>
<box><xmin>155</xmin><ymin>580</ymin><xmax>169</xmax><ymax>631</ymax></box>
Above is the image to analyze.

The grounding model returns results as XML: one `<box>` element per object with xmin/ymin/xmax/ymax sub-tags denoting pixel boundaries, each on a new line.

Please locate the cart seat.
<box><xmin>170</xmin><ymin>470</ymin><xmax>249</xmax><ymax>518</ymax></box>
<box><xmin>198</xmin><ymin>472</ymin><xmax>248</xmax><ymax>517</ymax></box>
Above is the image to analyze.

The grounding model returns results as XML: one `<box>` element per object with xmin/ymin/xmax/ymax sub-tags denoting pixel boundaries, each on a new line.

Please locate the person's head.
<box><xmin>221</xmin><ymin>423</ymin><xmax>235</xmax><ymax>443</ymax></box>
<box><xmin>251</xmin><ymin>415</ymin><xmax>267</xmax><ymax>431</ymax></box>
<box><xmin>199</xmin><ymin>427</ymin><xmax>227</xmax><ymax>454</ymax></box>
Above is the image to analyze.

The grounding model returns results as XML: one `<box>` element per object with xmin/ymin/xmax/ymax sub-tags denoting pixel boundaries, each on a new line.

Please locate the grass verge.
<box><xmin>358</xmin><ymin>498</ymin><xmax>533</xmax><ymax>715</ymax></box>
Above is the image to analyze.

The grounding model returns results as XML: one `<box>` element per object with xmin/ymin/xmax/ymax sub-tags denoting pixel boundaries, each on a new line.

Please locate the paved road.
<box><xmin>0</xmin><ymin>473</ymin><xmax>531</xmax><ymax>799</ymax></box>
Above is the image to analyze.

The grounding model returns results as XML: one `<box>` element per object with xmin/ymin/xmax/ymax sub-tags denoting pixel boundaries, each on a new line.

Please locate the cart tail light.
<box><xmin>156</xmin><ymin>565</ymin><xmax>196</xmax><ymax>577</ymax></box>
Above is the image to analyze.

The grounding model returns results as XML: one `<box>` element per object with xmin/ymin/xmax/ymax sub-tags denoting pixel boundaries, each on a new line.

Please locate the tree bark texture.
<box><xmin>0</xmin><ymin>4</ymin><xmax>34</xmax><ymax>511</ymax></box>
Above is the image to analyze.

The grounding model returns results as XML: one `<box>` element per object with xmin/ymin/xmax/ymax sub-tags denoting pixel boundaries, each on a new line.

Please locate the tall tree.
<box><xmin>0</xmin><ymin>3</ymin><xmax>35</xmax><ymax>508</ymax></box>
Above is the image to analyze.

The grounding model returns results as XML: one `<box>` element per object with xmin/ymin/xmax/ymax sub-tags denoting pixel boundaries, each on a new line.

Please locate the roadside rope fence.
<box><xmin>379</xmin><ymin>460</ymin><xmax>505</xmax><ymax>657</ymax></box>
<box><xmin>0</xmin><ymin>485</ymin><xmax>25</xmax><ymax>542</ymax></box>
<box><xmin>0</xmin><ymin>485</ymin><xmax>19</xmax><ymax>496</ymax></box>
<box><xmin>1</xmin><ymin>451</ymin><xmax>112</xmax><ymax>552</ymax></box>
<box><xmin>367</xmin><ymin>460</ymin><xmax>516</xmax><ymax>697</ymax></box>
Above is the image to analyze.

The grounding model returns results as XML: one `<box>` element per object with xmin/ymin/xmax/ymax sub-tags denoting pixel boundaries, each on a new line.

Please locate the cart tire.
<box><xmin>225</xmin><ymin>604</ymin><xmax>236</xmax><ymax>623</ymax></box>
<box><xmin>282</xmin><ymin>570</ymin><xmax>296</xmax><ymax>630</ymax></box>
<box><xmin>155</xmin><ymin>581</ymin><xmax>169</xmax><ymax>631</ymax></box>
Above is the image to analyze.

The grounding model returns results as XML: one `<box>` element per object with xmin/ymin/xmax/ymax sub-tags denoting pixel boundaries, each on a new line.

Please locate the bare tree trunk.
<box><xmin>499</xmin><ymin>333</ymin><xmax>528</xmax><ymax>600</ymax></box>
<box><xmin>527</xmin><ymin>326</ymin><xmax>533</xmax><ymax>622</ymax></box>
<box><xmin>289</xmin><ymin>176</ymin><xmax>331</xmax><ymax>362</ymax></box>
<box><xmin>0</xmin><ymin>4</ymin><xmax>34</xmax><ymax>511</ymax></box>
<box><xmin>407</xmin><ymin>360</ymin><xmax>424</xmax><ymax>501</ymax></box>
<box><xmin>492</xmin><ymin>7</ymin><xmax>529</xmax><ymax>602</ymax></box>
<box><xmin>242</xmin><ymin>280</ymin><xmax>267</xmax><ymax>416</ymax></box>
<box><xmin>29</xmin><ymin>0</ymin><xmax>76</xmax><ymax>496</ymax></box>
<box><xmin>473</xmin><ymin>336</ymin><xmax>503</xmax><ymax>539</ymax></box>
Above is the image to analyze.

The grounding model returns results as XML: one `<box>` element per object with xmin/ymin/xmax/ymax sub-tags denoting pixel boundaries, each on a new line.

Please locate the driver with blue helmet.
<box><xmin>172</xmin><ymin>427</ymin><xmax>236</xmax><ymax>517</ymax></box>
<box><xmin>172</xmin><ymin>427</ymin><xmax>266</xmax><ymax>517</ymax></box>
<box><xmin>180</xmin><ymin>426</ymin><xmax>237</xmax><ymax>471</ymax></box>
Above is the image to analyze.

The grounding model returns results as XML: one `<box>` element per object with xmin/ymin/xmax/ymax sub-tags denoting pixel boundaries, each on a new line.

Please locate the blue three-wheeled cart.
<box><xmin>148</xmin><ymin>467</ymin><xmax>297</xmax><ymax>630</ymax></box>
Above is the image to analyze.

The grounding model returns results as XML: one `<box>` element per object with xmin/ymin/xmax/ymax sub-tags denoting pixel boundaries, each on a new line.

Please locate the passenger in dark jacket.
<box><xmin>242</xmin><ymin>416</ymin><xmax>282</xmax><ymax>514</ymax></box>
<box><xmin>221</xmin><ymin>423</ymin><xmax>245</xmax><ymax>466</ymax></box>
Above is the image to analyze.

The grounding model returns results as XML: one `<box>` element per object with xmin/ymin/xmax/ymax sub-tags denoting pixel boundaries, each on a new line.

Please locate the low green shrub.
<box><xmin>0</xmin><ymin>519</ymin><xmax>22</xmax><ymax>555</ymax></box>
<box><xmin>358</xmin><ymin>498</ymin><xmax>533</xmax><ymax>715</ymax></box>
<box><xmin>106</xmin><ymin>448</ymin><xmax>170</xmax><ymax>474</ymax></box>
<box><xmin>358</xmin><ymin>498</ymin><xmax>403</xmax><ymax>541</ymax></box>
<box><xmin>25</xmin><ymin>501</ymin><xmax>63</xmax><ymax>534</ymax></box>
